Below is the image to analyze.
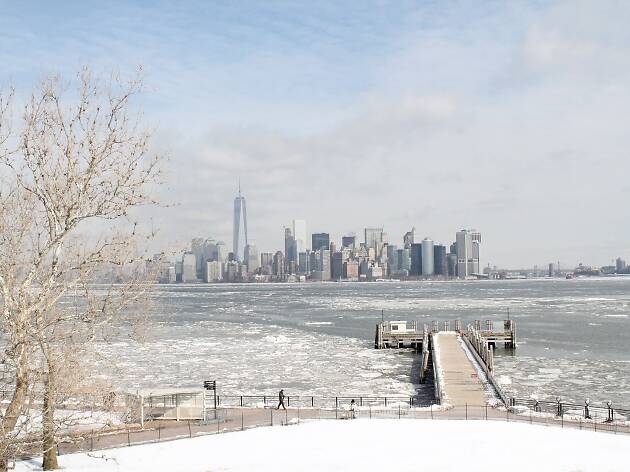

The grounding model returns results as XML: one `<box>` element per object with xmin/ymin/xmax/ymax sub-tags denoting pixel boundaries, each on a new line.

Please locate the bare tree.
<box><xmin>0</xmin><ymin>68</ymin><xmax>162</xmax><ymax>470</ymax></box>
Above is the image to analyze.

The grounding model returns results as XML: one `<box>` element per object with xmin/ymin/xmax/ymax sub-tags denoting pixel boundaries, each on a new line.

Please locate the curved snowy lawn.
<box><xmin>17</xmin><ymin>419</ymin><xmax>630</xmax><ymax>472</ymax></box>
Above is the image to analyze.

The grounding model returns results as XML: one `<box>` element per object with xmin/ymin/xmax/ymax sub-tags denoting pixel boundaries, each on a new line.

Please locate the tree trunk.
<box><xmin>0</xmin><ymin>341</ymin><xmax>29</xmax><ymax>471</ymax></box>
<box><xmin>42</xmin><ymin>372</ymin><xmax>58</xmax><ymax>470</ymax></box>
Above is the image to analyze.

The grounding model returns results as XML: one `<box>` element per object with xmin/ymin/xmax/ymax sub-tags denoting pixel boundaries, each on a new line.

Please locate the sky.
<box><xmin>1</xmin><ymin>0</ymin><xmax>629</xmax><ymax>268</ymax></box>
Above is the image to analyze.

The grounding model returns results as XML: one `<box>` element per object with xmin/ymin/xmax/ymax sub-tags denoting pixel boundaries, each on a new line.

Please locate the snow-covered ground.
<box><xmin>16</xmin><ymin>419</ymin><xmax>630</xmax><ymax>472</ymax></box>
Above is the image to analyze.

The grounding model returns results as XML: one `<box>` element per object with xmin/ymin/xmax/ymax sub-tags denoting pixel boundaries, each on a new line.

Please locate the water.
<box><xmin>97</xmin><ymin>278</ymin><xmax>630</xmax><ymax>405</ymax></box>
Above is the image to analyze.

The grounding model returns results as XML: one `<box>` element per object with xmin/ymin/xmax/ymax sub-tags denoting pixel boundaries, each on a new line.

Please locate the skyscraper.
<box><xmin>292</xmin><ymin>219</ymin><xmax>307</xmax><ymax>255</ymax></box>
<box><xmin>312</xmin><ymin>233</ymin><xmax>330</xmax><ymax>252</ymax></box>
<box><xmin>410</xmin><ymin>243</ymin><xmax>423</xmax><ymax>276</ymax></box>
<box><xmin>434</xmin><ymin>245</ymin><xmax>448</xmax><ymax>276</ymax></box>
<box><xmin>342</xmin><ymin>234</ymin><xmax>356</xmax><ymax>250</ymax></box>
<box><xmin>421</xmin><ymin>238</ymin><xmax>434</xmax><ymax>276</ymax></box>
<box><xmin>244</xmin><ymin>244</ymin><xmax>259</xmax><ymax>274</ymax></box>
<box><xmin>232</xmin><ymin>181</ymin><xmax>248</xmax><ymax>261</ymax></box>
<box><xmin>284</xmin><ymin>227</ymin><xmax>296</xmax><ymax>271</ymax></box>
<box><xmin>456</xmin><ymin>229</ymin><xmax>481</xmax><ymax>278</ymax></box>
<box><xmin>364</xmin><ymin>227</ymin><xmax>386</xmax><ymax>258</ymax></box>
<box><xmin>403</xmin><ymin>228</ymin><xmax>415</xmax><ymax>249</ymax></box>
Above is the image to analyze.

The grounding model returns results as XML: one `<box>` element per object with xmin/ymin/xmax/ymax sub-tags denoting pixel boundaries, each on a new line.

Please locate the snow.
<box><xmin>16</xmin><ymin>419</ymin><xmax>630</xmax><ymax>472</ymax></box>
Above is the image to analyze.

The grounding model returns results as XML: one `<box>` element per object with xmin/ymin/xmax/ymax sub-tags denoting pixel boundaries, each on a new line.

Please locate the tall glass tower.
<box><xmin>233</xmin><ymin>181</ymin><xmax>248</xmax><ymax>261</ymax></box>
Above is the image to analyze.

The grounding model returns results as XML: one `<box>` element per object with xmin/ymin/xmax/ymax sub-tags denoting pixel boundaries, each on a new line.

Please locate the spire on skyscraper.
<box><xmin>233</xmin><ymin>180</ymin><xmax>248</xmax><ymax>261</ymax></box>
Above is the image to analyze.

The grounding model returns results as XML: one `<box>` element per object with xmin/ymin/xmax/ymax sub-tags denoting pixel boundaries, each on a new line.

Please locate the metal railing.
<box><xmin>49</xmin><ymin>403</ymin><xmax>630</xmax><ymax>458</ymax></box>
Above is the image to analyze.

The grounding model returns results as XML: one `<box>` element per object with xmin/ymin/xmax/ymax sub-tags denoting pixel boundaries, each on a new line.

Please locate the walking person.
<box><xmin>350</xmin><ymin>399</ymin><xmax>356</xmax><ymax>419</ymax></box>
<box><xmin>584</xmin><ymin>399</ymin><xmax>591</xmax><ymax>420</ymax></box>
<box><xmin>277</xmin><ymin>389</ymin><xmax>286</xmax><ymax>410</ymax></box>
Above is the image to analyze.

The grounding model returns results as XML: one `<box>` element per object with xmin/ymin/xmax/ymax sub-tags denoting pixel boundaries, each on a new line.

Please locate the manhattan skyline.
<box><xmin>2</xmin><ymin>1</ymin><xmax>629</xmax><ymax>267</ymax></box>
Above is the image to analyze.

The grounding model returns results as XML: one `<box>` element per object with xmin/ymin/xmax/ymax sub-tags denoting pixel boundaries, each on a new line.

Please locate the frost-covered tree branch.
<box><xmin>0</xmin><ymin>68</ymin><xmax>162</xmax><ymax>470</ymax></box>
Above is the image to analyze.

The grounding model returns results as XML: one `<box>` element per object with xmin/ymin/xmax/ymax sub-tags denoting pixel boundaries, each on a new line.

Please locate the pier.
<box><xmin>374</xmin><ymin>318</ymin><xmax>515</xmax><ymax>406</ymax></box>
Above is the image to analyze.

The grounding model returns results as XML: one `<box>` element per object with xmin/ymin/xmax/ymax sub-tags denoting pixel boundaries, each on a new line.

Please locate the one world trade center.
<box><xmin>232</xmin><ymin>181</ymin><xmax>248</xmax><ymax>261</ymax></box>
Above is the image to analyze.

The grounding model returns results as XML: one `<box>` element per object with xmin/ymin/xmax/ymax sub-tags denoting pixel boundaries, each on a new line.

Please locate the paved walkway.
<box><xmin>435</xmin><ymin>332</ymin><xmax>487</xmax><ymax>406</ymax></box>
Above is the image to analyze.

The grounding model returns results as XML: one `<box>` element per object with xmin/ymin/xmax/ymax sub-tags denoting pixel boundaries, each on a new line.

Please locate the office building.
<box><xmin>225</xmin><ymin>261</ymin><xmax>240</xmax><ymax>282</ymax></box>
<box><xmin>331</xmin><ymin>251</ymin><xmax>345</xmax><ymax>280</ymax></box>
<box><xmin>387</xmin><ymin>245</ymin><xmax>398</xmax><ymax>274</ymax></box>
<box><xmin>319</xmin><ymin>249</ymin><xmax>331</xmax><ymax>281</ymax></box>
<box><xmin>421</xmin><ymin>238</ymin><xmax>434</xmax><ymax>276</ymax></box>
<box><xmin>204</xmin><ymin>261</ymin><xmax>223</xmax><ymax>282</ymax></box>
<box><xmin>312</xmin><ymin>233</ymin><xmax>330</xmax><ymax>252</ymax></box>
<box><xmin>342</xmin><ymin>234</ymin><xmax>356</xmax><ymax>250</ymax></box>
<box><xmin>400</xmin><ymin>248</ymin><xmax>411</xmax><ymax>272</ymax></box>
<box><xmin>343</xmin><ymin>260</ymin><xmax>359</xmax><ymax>280</ymax></box>
<box><xmin>434</xmin><ymin>245</ymin><xmax>447</xmax><ymax>276</ymax></box>
<box><xmin>292</xmin><ymin>219</ymin><xmax>307</xmax><ymax>254</ymax></box>
<box><xmin>284</xmin><ymin>227</ymin><xmax>296</xmax><ymax>271</ymax></box>
<box><xmin>191</xmin><ymin>238</ymin><xmax>205</xmax><ymax>278</ymax></box>
<box><xmin>410</xmin><ymin>243</ymin><xmax>422</xmax><ymax>276</ymax></box>
<box><xmin>272</xmin><ymin>251</ymin><xmax>285</xmax><ymax>277</ymax></box>
<box><xmin>298</xmin><ymin>251</ymin><xmax>310</xmax><ymax>275</ymax></box>
<box><xmin>244</xmin><ymin>244</ymin><xmax>259</xmax><ymax>274</ymax></box>
<box><xmin>181</xmin><ymin>252</ymin><xmax>197</xmax><ymax>282</ymax></box>
<box><xmin>232</xmin><ymin>182</ymin><xmax>248</xmax><ymax>261</ymax></box>
<box><xmin>403</xmin><ymin>228</ymin><xmax>415</xmax><ymax>248</ymax></box>
<box><xmin>616</xmin><ymin>257</ymin><xmax>627</xmax><ymax>273</ymax></box>
<box><xmin>364</xmin><ymin>227</ymin><xmax>386</xmax><ymax>258</ymax></box>
<box><xmin>215</xmin><ymin>241</ymin><xmax>227</xmax><ymax>262</ymax></box>
<box><xmin>456</xmin><ymin>229</ymin><xmax>481</xmax><ymax>278</ymax></box>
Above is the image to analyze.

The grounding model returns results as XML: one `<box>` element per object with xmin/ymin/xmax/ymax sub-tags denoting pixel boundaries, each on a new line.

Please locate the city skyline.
<box><xmin>2</xmin><ymin>1</ymin><xmax>630</xmax><ymax>267</ymax></box>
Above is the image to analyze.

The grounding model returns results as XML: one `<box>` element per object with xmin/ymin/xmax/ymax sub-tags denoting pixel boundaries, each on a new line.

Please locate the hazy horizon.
<box><xmin>2</xmin><ymin>1</ymin><xmax>629</xmax><ymax>268</ymax></box>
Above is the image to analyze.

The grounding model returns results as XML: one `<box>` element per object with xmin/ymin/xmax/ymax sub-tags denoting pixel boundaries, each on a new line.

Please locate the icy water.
<box><xmin>99</xmin><ymin>278</ymin><xmax>630</xmax><ymax>405</ymax></box>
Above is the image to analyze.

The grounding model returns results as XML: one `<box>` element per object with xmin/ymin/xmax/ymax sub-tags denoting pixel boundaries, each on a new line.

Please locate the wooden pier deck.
<box><xmin>374</xmin><ymin>318</ymin><xmax>515</xmax><ymax>406</ymax></box>
<box><xmin>434</xmin><ymin>332</ymin><xmax>487</xmax><ymax>406</ymax></box>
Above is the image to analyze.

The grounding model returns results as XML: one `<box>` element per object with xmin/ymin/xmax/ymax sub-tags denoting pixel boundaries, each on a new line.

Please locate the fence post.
<box><xmin>485</xmin><ymin>404</ymin><xmax>488</xmax><ymax>420</ymax></box>
<box><xmin>398</xmin><ymin>405</ymin><xmax>401</xmax><ymax>419</ymax></box>
<box><xmin>158</xmin><ymin>426</ymin><xmax>161</xmax><ymax>442</ymax></box>
<box><xmin>311</xmin><ymin>396</ymin><xmax>314</xmax><ymax>407</ymax></box>
<box><xmin>176</xmin><ymin>393</ymin><xmax>180</xmax><ymax>422</ymax></box>
<box><xmin>369</xmin><ymin>406</ymin><xmax>372</xmax><ymax>419</ymax></box>
<box><xmin>465</xmin><ymin>403</ymin><xmax>468</xmax><ymax>420</ymax></box>
<box><xmin>188</xmin><ymin>420</ymin><xmax>192</xmax><ymax>438</ymax></box>
<box><xmin>202</xmin><ymin>390</ymin><xmax>207</xmax><ymax>422</ymax></box>
<box><xmin>240</xmin><ymin>396</ymin><xmax>243</xmax><ymax>407</ymax></box>
<box><xmin>140</xmin><ymin>395</ymin><xmax>144</xmax><ymax>429</ymax></box>
<box><xmin>127</xmin><ymin>429</ymin><xmax>130</xmax><ymax>446</ymax></box>
<box><xmin>270</xmin><ymin>408</ymin><xmax>273</xmax><ymax>426</ymax></box>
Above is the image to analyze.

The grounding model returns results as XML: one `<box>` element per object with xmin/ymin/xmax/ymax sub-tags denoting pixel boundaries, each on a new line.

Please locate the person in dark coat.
<box><xmin>277</xmin><ymin>389</ymin><xmax>286</xmax><ymax>410</ymax></box>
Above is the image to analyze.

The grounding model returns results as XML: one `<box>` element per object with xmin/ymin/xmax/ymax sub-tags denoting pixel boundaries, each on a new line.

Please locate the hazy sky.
<box><xmin>1</xmin><ymin>1</ymin><xmax>629</xmax><ymax>268</ymax></box>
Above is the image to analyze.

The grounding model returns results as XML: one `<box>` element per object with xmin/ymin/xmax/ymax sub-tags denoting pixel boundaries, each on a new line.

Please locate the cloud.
<box><xmin>3</xmin><ymin>0</ymin><xmax>630</xmax><ymax>267</ymax></box>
